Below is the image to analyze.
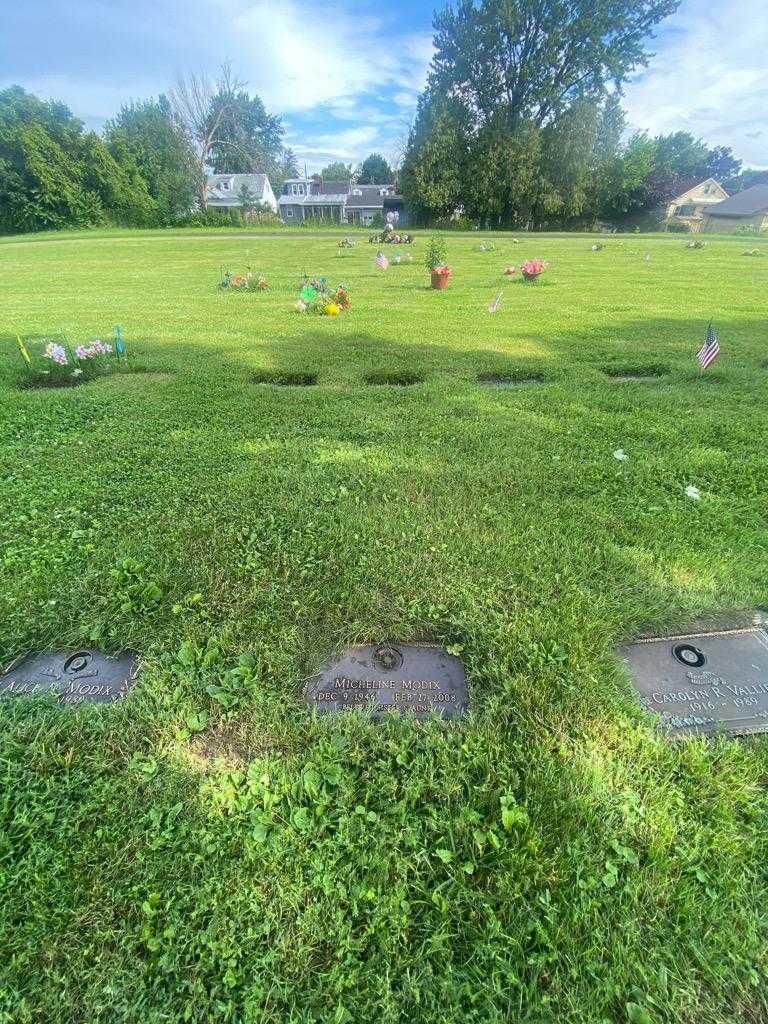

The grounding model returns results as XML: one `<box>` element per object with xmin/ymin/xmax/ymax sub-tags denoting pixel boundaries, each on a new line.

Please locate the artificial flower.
<box><xmin>324</xmin><ymin>303</ymin><xmax>340</xmax><ymax>316</ymax></box>
<box><xmin>44</xmin><ymin>342</ymin><xmax>68</xmax><ymax>365</ymax></box>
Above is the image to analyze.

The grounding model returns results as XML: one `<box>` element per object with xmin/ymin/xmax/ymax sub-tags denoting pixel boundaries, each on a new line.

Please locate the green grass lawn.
<box><xmin>1</xmin><ymin>227</ymin><xmax>767</xmax><ymax>1024</ymax></box>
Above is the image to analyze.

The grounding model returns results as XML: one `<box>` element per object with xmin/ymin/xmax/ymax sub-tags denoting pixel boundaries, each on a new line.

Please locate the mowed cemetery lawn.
<box><xmin>1</xmin><ymin>227</ymin><xmax>768</xmax><ymax>1024</ymax></box>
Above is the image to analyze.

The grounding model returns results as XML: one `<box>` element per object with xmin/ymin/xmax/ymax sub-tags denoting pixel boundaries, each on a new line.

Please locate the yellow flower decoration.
<box><xmin>324</xmin><ymin>303</ymin><xmax>340</xmax><ymax>316</ymax></box>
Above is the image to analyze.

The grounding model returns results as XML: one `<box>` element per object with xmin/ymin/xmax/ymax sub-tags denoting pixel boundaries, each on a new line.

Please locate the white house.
<box><xmin>205</xmin><ymin>173</ymin><xmax>277</xmax><ymax>212</ymax></box>
<box><xmin>665</xmin><ymin>178</ymin><xmax>728</xmax><ymax>232</ymax></box>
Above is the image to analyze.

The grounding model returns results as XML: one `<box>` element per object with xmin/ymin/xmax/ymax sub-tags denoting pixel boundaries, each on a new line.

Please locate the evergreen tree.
<box><xmin>0</xmin><ymin>86</ymin><xmax>155</xmax><ymax>233</ymax></box>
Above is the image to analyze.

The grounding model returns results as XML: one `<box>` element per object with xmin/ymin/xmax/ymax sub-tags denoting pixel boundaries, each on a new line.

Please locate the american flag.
<box><xmin>696</xmin><ymin>323</ymin><xmax>720</xmax><ymax>369</ymax></box>
<box><xmin>375</xmin><ymin>251</ymin><xmax>389</xmax><ymax>270</ymax></box>
<box><xmin>486</xmin><ymin>292</ymin><xmax>502</xmax><ymax>313</ymax></box>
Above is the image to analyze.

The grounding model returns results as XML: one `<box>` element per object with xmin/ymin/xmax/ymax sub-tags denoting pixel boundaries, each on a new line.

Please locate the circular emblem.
<box><xmin>64</xmin><ymin>651</ymin><xmax>92</xmax><ymax>674</ymax></box>
<box><xmin>373</xmin><ymin>643</ymin><xmax>403</xmax><ymax>673</ymax></box>
<box><xmin>672</xmin><ymin>643</ymin><xmax>706</xmax><ymax>669</ymax></box>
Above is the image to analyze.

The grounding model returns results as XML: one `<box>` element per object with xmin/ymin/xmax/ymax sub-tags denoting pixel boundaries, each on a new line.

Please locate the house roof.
<box><xmin>707</xmin><ymin>184</ymin><xmax>768</xmax><ymax>216</ymax></box>
<box><xmin>670</xmin><ymin>177</ymin><xmax>726</xmax><ymax>204</ymax></box>
<box><xmin>345</xmin><ymin>186</ymin><xmax>403</xmax><ymax>208</ymax></box>
<box><xmin>278</xmin><ymin>193</ymin><xmax>348</xmax><ymax>206</ymax></box>
<box><xmin>206</xmin><ymin>173</ymin><xmax>273</xmax><ymax>206</ymax></box>
<box><xmin>315</xmin><ymin>180</ymin><xmax>353</xmax><ymax>195</ymax></box>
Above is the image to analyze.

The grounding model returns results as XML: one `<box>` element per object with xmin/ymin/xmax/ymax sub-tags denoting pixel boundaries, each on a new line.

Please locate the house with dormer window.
<box><xmin>278</xmin><ymin>179</ymin><xmax>407</xmax><ymax>225</ymax></box>
<box><xmin>206</xmin><ymin>173</ymin><xmax>278</xmax><ymax>212</ymax></box>
<box><xmin>665</xmin><ymin>178</ymin><xmax>728</xmax><ymax>231</ymax></box>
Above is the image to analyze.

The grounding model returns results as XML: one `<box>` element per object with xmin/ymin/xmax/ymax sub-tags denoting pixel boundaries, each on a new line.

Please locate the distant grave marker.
<box><xmin>619</xmin><ymin>626</ymin><xmax>768</xmax><ymax>737</ymax></box>
<box><xmin>0</xmin><ymin>649</ymin><xmax>138</xmax><ymax>705</ymax></box>
<box><xmin>305</xmin><ymin>643</ymin><xmax>468</xmax><ymax>720</ymax></box>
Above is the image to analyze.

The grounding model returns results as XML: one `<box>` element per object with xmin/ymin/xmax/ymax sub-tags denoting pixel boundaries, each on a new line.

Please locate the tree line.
<box><xmin>399</xmin><ymin>0</ymin><xmax>763</xmax><ymax>229</ymax></box>
<box><xmin>0</xmin><ymin>66</ymin><xmax>299</xmax><ymax>234</ymax></box>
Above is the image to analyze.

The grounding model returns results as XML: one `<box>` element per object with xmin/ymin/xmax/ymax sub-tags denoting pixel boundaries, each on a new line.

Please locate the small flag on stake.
<box><xmin>375</xmin><ymin>251</ymin><xmax>389</xmax><ymax>270</ymax></box>
<box><xmin>16</xmin><ymin>335</ymin><xmax>31</xmax><ymax>366</ymax></box>
<box><xmin>114</xmin><ymin>324</ymin><xmax>126</xmax><ymax>356</ymax></box>
<box><xmin>696</xmin><ymin>322</ymin><xmax>720</xmax><ymax>369</ymax></box>
<box><xmin>486</xmin><ymin>292</ymin><xmax>502</xmax><ymax>313</ymax></box>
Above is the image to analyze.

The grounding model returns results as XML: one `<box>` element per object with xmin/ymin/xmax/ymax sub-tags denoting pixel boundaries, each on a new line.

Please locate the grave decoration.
<box><xmin>504</xmin><ymin>266</ymin><xmax>517</xmax><ymax>276</ymax></box>
<box><xmin>521</xmin><ymin>259</ymin><xmax>548</xmax><ymax>281</ymax></box>
<box><xmin>337</xmin><ymin>237</ymin><xmax>356</xmax><ymax>249</ymax></box>
<box><xmin>425</xmin><ymin>235</ymin><xmax>451</xmax><ymax>289</ymax></box>
<box><xmin>591</xmin><ymin>243</ymin><xmax>604</xmax><ymax>251</ymax></box>
<box><xmin>368</xmin><ymin>226</ymin><xmax>415</xmax><ymax>245</ymax></box>
<box><xmin>219</xmin><ymin>268</ymin><xmax>268</xmax><ymax>291</ymax></box>
<box><xmin>305</xmin><ymin>642</ymin><xmax>469</xmax><ymax>721</ymax></box>
<box><xmin>295</xmin><ymin>276</ymin><xmax>350</xmax><ymax>315</ymax></box>
<box><xmin>479</xmin><ymin>241</ymin><xmax>495</xmax><ymax>252</ymax></box>
<box><xmin>16</xmin><ymin>326</ymin><xmax>127</xmax><ymax>387</ymax></box>
<box><xmin>619</xmin><ymin>622</ymin><xmax>768</xmax><ymax>738</ymax></box>
<box><xmin>742</xmin><ymin>248</ymin><xmax>764</xmax><ymax>257</ymax></box>
<box><xmin>686</xmin><ymin>240</ymin><xmax>706</xmax><ymax>250</ymax></box>
<box><xmin>1</xmin><ymin>648</ymin><xmax>139</xmax><ymax>705</ymax></box>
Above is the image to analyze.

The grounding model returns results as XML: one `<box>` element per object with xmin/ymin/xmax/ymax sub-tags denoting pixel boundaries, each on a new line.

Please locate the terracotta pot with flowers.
<box><xmin>425</xmin><ymin>235</ymin><xmax>451</xmax><ymax>289</ymax></box>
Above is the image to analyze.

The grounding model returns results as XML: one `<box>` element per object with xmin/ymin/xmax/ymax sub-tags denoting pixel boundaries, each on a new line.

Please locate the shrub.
<box><xmin>424</xmin><ymin>235</ymin><xmax>448</xmax><ymax>271</ymax></box>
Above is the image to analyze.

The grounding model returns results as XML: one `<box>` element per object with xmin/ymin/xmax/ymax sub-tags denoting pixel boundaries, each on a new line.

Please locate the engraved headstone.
<box><xmin>305</xmin><ymin>642</ymin><xmax>468</xmax><ymax>720</ymax></box>
<box><xmin>0</xmin><ymin>649</ymin><xmax>138</xmax><ymax>705</ymax></box>
<box><xmin>619</xmin><ymin>627</ymin><xmax>768</xmax><ymax>737</ymax></box>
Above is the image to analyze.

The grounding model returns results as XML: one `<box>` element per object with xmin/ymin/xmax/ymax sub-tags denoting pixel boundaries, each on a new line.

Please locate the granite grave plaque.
<box><xmin>0</xmin><ymin>649</ymin><xmax>139</xmax><ymax>706</ymax></box>
<box><xmin>305</xmin><ymin>642</ymin><xmax>469</xmax><ymax>720</ymax></box>
<box><xmin>619</xmin><ymin>627</ymin><xmax>768</xmax><ymax>737</ymax></box>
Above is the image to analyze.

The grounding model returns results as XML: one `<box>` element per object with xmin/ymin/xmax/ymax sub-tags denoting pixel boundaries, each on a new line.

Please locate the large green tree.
<box><xmin>0</xmin><ymin>86</ymin><xmax>155</xmax><ymax>233</ymax></box>
<box><xmin>318</xmin><ymin>161</ymin><xmax>354</xmax><ymax>181</ymax></box>
<box><xmin>399</xmin><ymin>95</ymin><xmax>467</xmax><ymax>222</ymax></box>
<box><xmin>401</xmin><ymin>0</ymin><xmax>681</xmax><ymax>227</ymax></box>
<box><xmin>357</xmin><ymin>153</ymin><xmax>393</xmax><ymax>184</ymax></box>
<box><xmin>206</xmin><ymin>88</ymin><xmax>285</xmax><ymax>178</ymax></box>
<box><xmin>104</xmin><ymin>98</ymin><xmax>197</xmax><ymax>224</ymax></box>
<box><xmin>429</xmin><ymin>0</ymin><xmax>681</xmax><ymax>132</ymax></box>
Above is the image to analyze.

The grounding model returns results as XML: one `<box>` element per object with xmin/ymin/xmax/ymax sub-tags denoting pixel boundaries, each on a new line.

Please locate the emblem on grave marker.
<box><xmin>672</xmin><ymin>643</ymin><xmax>706</xmax><ymax>668</ymax></box>
<box><xmin>0</xmin><ymin>649</ymin><xmax>139</xmax><ymax>705</ymax></box>
<box><xmin>373</xmin><ymin>643</ymin><xmax>403</xmax><ymax>672</ymax></box>
<box><xmin>619</xmin><ymin>624</ymin><xmax>768</xmax><ymax>738</ymax></box>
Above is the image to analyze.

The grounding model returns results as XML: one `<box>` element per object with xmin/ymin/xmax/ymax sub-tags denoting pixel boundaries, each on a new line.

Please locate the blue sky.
<box><xmin>1</xmin><ymin>0</ymin><xmax>765</xmax><ymax>171</ymax></box>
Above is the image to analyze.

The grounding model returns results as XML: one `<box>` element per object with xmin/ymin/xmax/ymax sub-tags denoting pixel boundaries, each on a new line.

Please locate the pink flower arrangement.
<box><xmin>75</xmin><ymin>340</ymin><xmax>113</xmax><ymax>359</ymax></box>
<box><xmin>521</xmin><ymin>259</ymin><xmax>547</xmax><ymax>281</ymax></box>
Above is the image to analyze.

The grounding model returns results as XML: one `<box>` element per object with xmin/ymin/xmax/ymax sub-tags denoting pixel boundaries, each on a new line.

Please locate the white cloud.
<box><xmin>623</xmin><ymin>0</ymin><xmax>768</xmax><ymax>168</ymax></box>
<box><xmin>230</xmin><ymin>2</ymin><xmax>428</xmax><ymax>113</ymax></box>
